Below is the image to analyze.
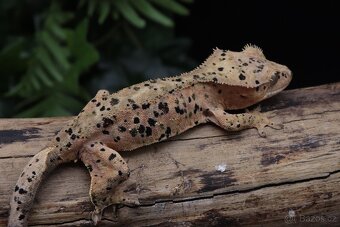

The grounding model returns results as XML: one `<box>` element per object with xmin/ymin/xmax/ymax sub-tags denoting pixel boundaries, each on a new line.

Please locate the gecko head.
<box><xmin>236</xmin><ymin>44</ymin><xmax>292</xmax><ymax>99</ymax></box>
<box><xmin>195</xmin><ymin>44</ymin><xmax>292</xmax><ymax>100</ymax></box>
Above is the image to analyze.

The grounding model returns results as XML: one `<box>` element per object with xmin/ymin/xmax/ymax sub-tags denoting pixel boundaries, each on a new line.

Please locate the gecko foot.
<box><xmin>246</xmin><ymin>105</ymin><xmax>283</xmax><ymax>137</ymax></box>
<box><xmin>253</xmin><ymin>115</ymin><xmax>283</xmax><ymax>137</ymax></box>
<box><xmin>109</xmin><ymin>180</ymin><xmax>140</xmax><ymax>206</ymax></box>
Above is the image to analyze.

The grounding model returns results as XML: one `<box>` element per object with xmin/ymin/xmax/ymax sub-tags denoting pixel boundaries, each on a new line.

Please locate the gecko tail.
<box><xmin>8</xmin><ymin>146</ymin><xmax>63</xmax><ymax>227</ymax></box>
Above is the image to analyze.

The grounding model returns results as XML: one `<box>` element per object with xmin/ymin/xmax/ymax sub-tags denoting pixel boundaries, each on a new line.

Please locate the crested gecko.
<box><xmin>8</xmin><ymin>44</ymin><xmax>292</xmax><ymax>226</ymax></box>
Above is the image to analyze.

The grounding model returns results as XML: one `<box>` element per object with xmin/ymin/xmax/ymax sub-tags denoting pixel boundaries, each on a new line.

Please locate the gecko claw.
<box><xmin>91</xmin><ymin>209</ymin><xmax>103</xmax><ymax>225</ymax></box>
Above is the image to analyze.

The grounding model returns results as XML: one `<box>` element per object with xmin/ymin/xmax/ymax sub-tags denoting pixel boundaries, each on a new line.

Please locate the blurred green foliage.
<box><xmin>0</xmin><ymin>0</ymin><xmax>195</xmax><ymax>117</ymax></box>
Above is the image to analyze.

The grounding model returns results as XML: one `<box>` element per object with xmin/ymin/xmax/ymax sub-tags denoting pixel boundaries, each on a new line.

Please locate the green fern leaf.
<box><xmin>113</xmin><ymin>0</ymin><xmax>146</xmax><ymax>28</ymax></box>
<box><xmin>34</xmin><ymin>66</ymin><xmax>53</xmax><ymax>87</ymax></box>
<box><xmin>40</xmin><ymin>31</ymin><xmax>70</xmax><ymax>71</ymax></box>
<box><xmin>130</xmin><ymin>0</ymin><xmax>174</xmax><ymax>27</ymax></box>
<box><xmin>98</xmin><ymin>1</ymin><xmax>111</xmax><ymax>24</ymax></box>
<box><xmin>87</xmin><ymin>0</ymin><xmax>97</xmax><ymax>16</ymax></box>
<box><xmin>150</xmin><ymin>0</ymin><xmax>189</xmax><ymax>15</ymax></box>
<box><xmin>35</xmin><ymin>47</ymin><xmax>63</xmax><ymax>82</ymax></box>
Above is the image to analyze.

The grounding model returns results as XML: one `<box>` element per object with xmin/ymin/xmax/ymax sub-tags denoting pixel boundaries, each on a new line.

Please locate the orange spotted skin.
<box><xmin>8</xmin><ymin>45</ymin><xmax>292</xmax><ymax>226</ymax></box>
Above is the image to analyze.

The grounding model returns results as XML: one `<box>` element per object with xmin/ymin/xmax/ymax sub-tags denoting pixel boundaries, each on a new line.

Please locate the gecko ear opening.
<box><xmin>243</xmin><ymin>44</ymin><xmax>266</xmax><ymax>59</ymax></box>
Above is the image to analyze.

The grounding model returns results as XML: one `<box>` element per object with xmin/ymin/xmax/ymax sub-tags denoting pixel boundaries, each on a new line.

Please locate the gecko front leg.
<box><xmin>208</xmin><ymin>106</ymin><xmax>283</xmax><ymax>137</ymax></box>
<box><xmin>79</xmin><ymin>142</ymin><xmax>138</xmax><ymax>224</ymax></box>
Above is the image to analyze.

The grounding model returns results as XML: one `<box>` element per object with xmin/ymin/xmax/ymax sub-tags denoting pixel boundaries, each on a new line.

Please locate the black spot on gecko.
<box><xmin>138</xmin><ymin>125</ymin><xmax>145</xmax><ymax>133</ymax></box>
<box><xmin>132</xmin><ymin>104</ymin><xmax>140</xmax><ymax>110</ymax></box>
<box><xmin>192</xmin><ymin>94</ymin><xmax>196</xmax><ymax>100</ymax></box>
<box><xmin>70</xmin><ymin>134</ymin><xmax>76</xmax><ymax>140</ymax></box>
<box><xmin>158</xmin><ymin>102</ymin><xmax>169</xmax><ymax>114</ymax></box>
<box><xmin>218</xmin><ymin>67</ymin><xmax>224</xmax><ymax>71</ymax></box>
<box><xmin>87</xmin><ymin>165</ymin><xmax>93</xmax><ymax>172</ymax></box>
<box><xmin>118</xmin><ymin>126</ymin><xmax>126</xmax><ymax>132</ymax></box>
<box><xmin>66</xmin><ymin>142</ymin><xmax>72</xmax><ymax>148</ymax></box>
<box><xmin>165</xmin><ymin>127</ymin><xmax>171</xmax><ymax>137</ymax></box>
<box><xmin>145</xmin><ymin>127</ymin><xmax>152</xmax><ymax>136</ymax></box>
<box><xmin>118</xmin><ymin>170</ymin><xmax>123</xmax><ymax>176</ymax></box>
<box><xmin>134</xmin><ymin>117</ymin><xmax>140</xmax><ymax>124</ymax></box>
<box><xmin>96</xmin><ymin>102</ymin><xmax>101</xmax><ymax>107</ymax></box>
<box><xmin>102</xmin><ymin>130</ymin><xmax>109</xmax><ymax>135</ymax></box>
<box><xmin>142</xmin><ymin>103</ymin><xmax>150</xmax><ymax>109</ymax></box>
<box><xmin>100</xmin><ymin>148</ymin><xmax>105</xmax><ymax>151</ymax></box>
<box><xmin>27</xmin><ymin>178</ymin><xmax>32</xmax><ymax>182</ymax></box>
<box><xmin>175</xmin><ymin>106</ymin><xmax>184</xmax><ymax>115</ymax></box>
<box><xmin>239</xmin><ymin>74</ymin><xmax>246</xmax><ymax>80</ymax></box>
<box><xmin>56</xmin><ymin>137</ymin><xmax>60</xmax><ymax>142</ymax></box>
<box><xmin>15</xmin><ymin>186</ymin><xmax>19</xmax><ymax>192</ymax></box>
<box><xmin>100</xmin><ymin>106</ymin><xmax>105</xmax><ymax>111</ymax></box>
<box><xmin>110</xmin><ymin>98</ymin><xmax>119</xmax><ymax>106</ymax></box>
<box><xmin>153</xmin><ymin>111</ymin><xmax>159</xmax><ymax>118</ymax></box>
<box><xmin>18</xmin><ymin>188</ymin><xmax>27</xmax><ymax>194</ymax></box>
<box><xmin>65</xmin><ymin>128</ymin><xmax>73</xmax><ymax>135</ymax></box>
<box><xmin>255</xmin><ymin>80</ymin><xmax>260</xmax><ymax>85</ymax></box>
<box><xmin>18</xmin><ymin>214</ymin><xmax>25</xmax><ymax>220</ymax></box>
<box><xmin>130</xmin><ymin>128</ymin><xmax>138</xmax><ymax>137</ymax></box>
<box><xmin>194</xmin><ymin>104</ymin><xmax>200</xmax><ymax>114</ymax></box>
<box><xmin>91</xmin><ymin>99</ymin><xmax>97</xmax><ymax>102</ymax></box>
<box><xmin>109</xmin><ymin>153</ymin><xmax>116</xmax><ymax>161</ymax></box>
<box><xmin>133</xmin><ymin>86</ymin><xmax>140</xmax><ymax>91</ymax></box>
<box><xmin>102</xmin><ymin>117</ymin><xmax>114</xmax><ymax>128</ymax></box>
<box><xmin>148</xmin><ymin>118</ymin><xmax>157</xmax><ymax>126</ymax></box>
<box><xmin>188</xmin><ymin>97</ymin><xmax>192</xmax><ymax>103</ymax></box>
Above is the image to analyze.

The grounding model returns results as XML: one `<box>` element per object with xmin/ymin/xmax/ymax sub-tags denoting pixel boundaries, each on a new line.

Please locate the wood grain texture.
<box><xmin>0</xmin><ymin>83</ymin><xmax>340</xmax><ymax>226</ymax></box>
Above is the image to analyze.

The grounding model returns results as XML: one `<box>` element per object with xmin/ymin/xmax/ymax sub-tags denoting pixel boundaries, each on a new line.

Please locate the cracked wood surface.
<box><xmin>1</xmin><ymin>83</ymin><xmax>340</xmax><ymax>226</ymax></box>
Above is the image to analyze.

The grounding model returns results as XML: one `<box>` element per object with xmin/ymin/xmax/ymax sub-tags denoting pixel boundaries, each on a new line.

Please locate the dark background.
<box><xmin>175</xmin><ymin>1</ymin><xmax>340</xmax><ymax>89</ymax></box>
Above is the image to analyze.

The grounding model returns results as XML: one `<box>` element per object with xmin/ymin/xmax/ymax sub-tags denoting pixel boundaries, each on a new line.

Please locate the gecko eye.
<box><xmin>270</xmin><ymin>72</ymin><xmax>280</xmax><ymax>85</ymax></box>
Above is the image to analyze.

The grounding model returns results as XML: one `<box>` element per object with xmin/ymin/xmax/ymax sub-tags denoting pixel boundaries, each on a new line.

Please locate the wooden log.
<box><xmin>0</xmin><ymin>83</ymin><xmax>339</xmax><ymax>226</ymax></box>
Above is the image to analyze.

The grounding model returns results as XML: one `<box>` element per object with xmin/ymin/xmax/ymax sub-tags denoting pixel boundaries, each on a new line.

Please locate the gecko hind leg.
<box><xmin>209</xmin><ymin>106</ymin><xmax>283</xmax><ymax>137</ymax></box>
<box><xmin>79</xmin><ymin>142</ymin><xmax>138</xmax><ymax>225</ymax></box>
